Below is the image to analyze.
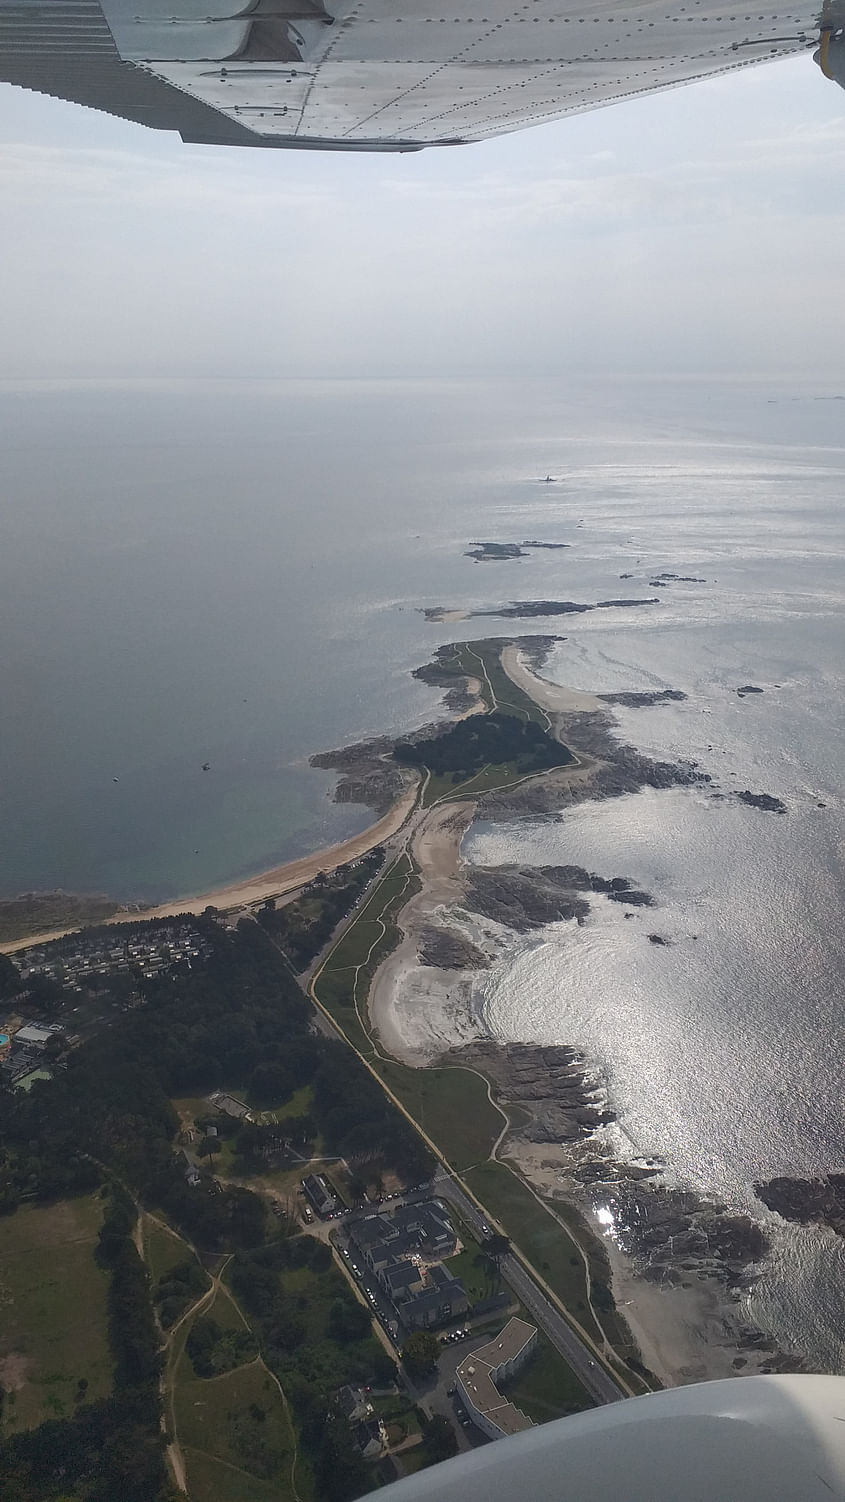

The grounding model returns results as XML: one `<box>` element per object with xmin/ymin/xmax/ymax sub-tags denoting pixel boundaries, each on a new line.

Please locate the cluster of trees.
<box><xmin>0</xmin><ymin>917</ymin><xmax>432</xmax><ymax>1217</ymax></box>
<box><xmin>0</xmin><ymin>951</ymin><xmax>23</xmax><ymax>997</ymax></box>
<box><xmin>153</xmin><ymin>1257</ymin><xmax>209</xmax><ymax>1329</ymax></box>
<box><xmin>185</xmin><ymin>1315</ymin><xmax>257</xmax><ymax>1377</ymax></box>
<box><xmin>256</xmin><ymin>850</ymin><xmax>384</xmax><ymax>971</ymax></box>
<box><xmin>0</xmin><ymin>915</ymin><xmax>438</xmax><ymax>1500</ymax></box>
<box><xmin>401</xmin><ymin>1330</ymin><xmax>441</xmax><ymax>1381</ymax></box>
<box><xmin>394</xmin><ymin>711</ymin><xmax>573</xmax><ymax>780</ymax></box>
<box><xmin>311</xmin><ymin>1043</ymin><xmax>433</xmax><ymax>1185</ymax></box>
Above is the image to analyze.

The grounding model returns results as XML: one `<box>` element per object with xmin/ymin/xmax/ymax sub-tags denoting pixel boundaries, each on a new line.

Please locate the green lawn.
<box><xmin>444</xmin><ymin>1244</ymin><xmax>499</xmax><ymax>1305</ymax></box>
<box><xmin>374</xmin><ymin>1058</ymin><xmax>503</xmax><ymax>1171</ymax></box>
<box><xmin>182</xmin><ymin>1450</ymin><xmax>284</xmax><ymax>1502</ymax></box>
<box><xmin>143</xmin><ymin>1214</ymin><xmax>196</xmax><ymax>1284</ymax></box>
<box><xmin>0</xmin><ymin>1193</ymin><xmax>113</xmax><ymax>1433</ymax></box>
<box><xmin>465</xmin><ymin>1162</ymin><xmax>595</xmax><ymax>1325</ymax></box>
<box><xmin>256</xmin><ymin>1084</ymin><xmax>313</xmax><ymax>1123</ymax></box>
<box><xmin>312</xmin><ymin>854</ymin><xmax>420</xmax><ymax>1055</ymax></box>
<box><xmin>472</xmin><ymin>641</ymin><xmax>549</xmax><ymax>726</ymax></box>
<box><xmin>502</xmin><ymin>1331</ymin><xmax>593</xmax><ymax>1422</ymax></box>
<box><xmin>176</xmin><ymin>1356</ymin><xmax>296</xmax><ymax>1502</ymax></box>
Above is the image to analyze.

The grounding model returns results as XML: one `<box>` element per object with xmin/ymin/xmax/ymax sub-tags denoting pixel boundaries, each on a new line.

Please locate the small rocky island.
<box><xmin>598</xmin><ymin>689</ymin><xmax>687</xmax><ymax>708</ymax></box>
<box><xmin>472</xmin><ymin>597</ymin><xmax>660</xmax><ymax>619</ymax></box>
<box><xmin>734</xmin><ymin>790</ymin><xmax>786</xmax><ymax>813</ymax></box>
<box><xmin>737</xmin><ymin>685</ymin><xmax>764</xmax><ymax>697</ymax></box>
<box><xmin>464</xmin><ymin>539</ymin><xmax>569</xmax><ymax>561</ymax></box>
<box><xmin>756</xmin><ymin>1175</ymin><xmax>845</xmax><ymax>1237</ymax></box>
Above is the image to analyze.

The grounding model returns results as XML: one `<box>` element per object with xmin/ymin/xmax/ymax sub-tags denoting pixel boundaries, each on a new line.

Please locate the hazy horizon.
<box><xmin>2</xmin><ymin>53</ymin><xmax>844</xmax><ymax>385</ymax></box>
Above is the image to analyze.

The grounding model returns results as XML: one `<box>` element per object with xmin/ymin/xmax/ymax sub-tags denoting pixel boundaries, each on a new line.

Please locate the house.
<box><xmin>208</xmin><ymin>1092</ymin><xmax>252</xmax><ymax>1122</ymax></box>
<box><xmin>397</xmin><ymin>1273</ymin><xmax>468</xmax><ymax>1330</ymax></box>
<box><xmin>15</xmin><ymin>1023</ymin><xmax>62</xmax><ymax>1049</ymax></box>
<box><xmin>347</xmin><ymin>1200</ymin><xmax>457</xmax><ymax>1275</ymax></box>
<box><xmin>380</xmin><ymin>1260</ymin><xmax>424</xmax><ymax>1302</ymax></box>
<box><xmin>455</xmin><ymin>1318</ymin><xmax>538</xmax><ymax>1440</ymax></box>
<box><xmin>352</xmin><ymin>1416</ymin><xmax>386</xmax><ymax>1458</ymax></box>
<box><xmin>302</xmin><ymin>1172</ymin><xmax>340</xmax><ymax>1219</ymax></box>
<box><xmin>336</xmin><ymin>1385</ymin><xmax>369</xmax><ymax>1423</ymax></box>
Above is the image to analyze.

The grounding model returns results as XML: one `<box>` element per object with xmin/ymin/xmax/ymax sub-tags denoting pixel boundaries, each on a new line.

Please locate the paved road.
<box><xmin>432</xmin><ymin>1173</ymin><xmax>624</xmax><ymax>1407</ymax></box>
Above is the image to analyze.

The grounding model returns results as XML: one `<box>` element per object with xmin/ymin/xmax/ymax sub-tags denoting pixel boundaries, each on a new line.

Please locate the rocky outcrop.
<box><xmin>756</xmin><ymin>1175</ymin><xmax>845</xmax><ymax>1237</ymax></box>
<box><xmin>472</xmin><ymin>598</ymin><xmax>660</xmax><ymax>619</ymax></box>
<box><xmin>310</xmin><ymin>735</ymin><xmax>416</xmax><ymax>814</ymax></box>
<box><xmin>465</xmin><ymin>541</ymin><xmax>526</xmax><ymax>560</ymax></box>
<box><xmin>480</xmin><ymin>708</ymin><xmax>710</xmax><ymax>818</ymax></box>
<box><xmin>463</xmin><ymin>541</ymin><xmax>570</xmax><ymax>561</ymax></box>
<box><xmin>585</xmin><ymin>1181</ymin><xmax>770</xmax><ymax>1289</ymax></box>
<box><xmin>597</xmin><ymin>690</ymin><xmax>687</xmax><ymax>708</ymax></box>
<box><xmin>464</xmin><ymin>867</ymin><xmax>590</xmax><ymax>931</ymax></box>
<box><xmin>442</xmin><ymin>1040</ymin><xmax>615</xmax><ymax>1143</ymax></box>
<box><xmin>417</xmin><ymin>927</ymin><xmax>490</xmax><ymax>970</ymax></box>
<box><xmin>734</xmin><ymin>790</ymin><xmax>786</xmax><ymax>814</ymax></box>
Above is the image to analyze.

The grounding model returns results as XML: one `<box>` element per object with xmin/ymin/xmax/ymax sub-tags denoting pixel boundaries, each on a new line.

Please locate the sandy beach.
<box><xmin>368</xmin><ymin>799</ymin><xmax>487</xmax><ymax>1062</ymax></box>
<box><xmin>501</xmin><ymin>644</ymin><xmax>601</xmax><ymax>713</ymax></box>
<box><xmin>1</xmin><ymin>775</ymin><xmax>421</xmax><ymax>955</ymax></box>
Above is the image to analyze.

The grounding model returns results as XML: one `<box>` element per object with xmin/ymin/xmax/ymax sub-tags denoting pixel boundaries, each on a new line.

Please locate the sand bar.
<box><xmin>501</xmin><ymin>644</ymin><xmax>601</xmax><ymax>713</ymax></box>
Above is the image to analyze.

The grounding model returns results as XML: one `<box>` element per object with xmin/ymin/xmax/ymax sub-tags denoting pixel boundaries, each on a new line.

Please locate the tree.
<box><xmin>482</xmin><ymin>1233</ymin><xmax>511</xmax><ymax>1272</ymax></box>
<box><xmin>0</xmin><ymin>954</ymin><xmax>22</xmax><ymax>999</ymax></box>
<box><xmin>401</xmin><ymin>1330</ymin><xmax>440</xmax><ymax>1381</ymax></box>
<box><xmin>421</xmin><ymin>1413</ymin><xmax>458</xmax><ymax>1462</ymax></box>
<box><xmin>328</xmin><ymin>1299</ymin><xmax>371</xmax><ymax>1343</ymax></box>
<box><xmin>348</xmin><ymin>1174</ymin><xmax>367</xmax><ymax>1204</ymax></box>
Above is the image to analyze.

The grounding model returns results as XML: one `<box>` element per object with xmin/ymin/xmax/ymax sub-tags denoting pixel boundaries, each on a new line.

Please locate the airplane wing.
<box><xmin>0</xmin><ymin>0</ymin><xmax>841</xmax><ymax>153</ymax></box>
<box><xmin>379</xmin><ymin>1376</ymin><xmax>845</xmax><ymax>1502</ymax></box>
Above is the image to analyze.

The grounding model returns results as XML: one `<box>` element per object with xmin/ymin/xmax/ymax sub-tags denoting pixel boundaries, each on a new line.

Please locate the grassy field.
<box><xmin>460</xmin><ymin>640</ymin><xmax>549</xmax><ymax>727</ymax></box>
<box><xmin>312</xmin><ymin>854</ymin><xmax>419</xmax><ymax>1055</ymax></box>
<box><xmin>175</xmin><ymin>1357</ymin><xmax>296</xmax><ymax>1502</ymax></box>
<box><xmin>142</xmin><ymin>1214</ymin><xmax>197</xmax><ymax>1284</ymax></box>
<box><xmin>174</xmin><ymin>1284</ymin><xmax>296</xmax><ymax>1502</ymax></box>
<box><xmin>0</xmin><ymin>1193</ymin><xmax>113</xmax><ymax>1433</ymax></box>
<box><xmin>444</xmin><ymin>1243</ymin><xmax>499</xmax><ymax>1305</ymax></box>
<box><xmin>465</xmin><ymin>1162</ymin><xmax>595</xmax><ymax>1324</ymax></box>
<box><xmin>182</xmin><ymin>1450</ymin><xmax>284</xmax><ymax>1502</ymax></box>
<box><xmin>374</xmin><ymin>1058</ymin><xmax>503</xmax><ymax>1171</ymax></box>
<box><xmin>422</xmin><ymin>759</ymin><xmax>543</xmax><ymax>808</ymax></box>
<box><xmin>503</xmin><ymin>1330</ymin><xmax>593</xmax><ymax>1421</ymax></box>
<box><xmin>0</xmin><ymin>892</ymin><xmax>119</xmax><ymax>943</ymax></box>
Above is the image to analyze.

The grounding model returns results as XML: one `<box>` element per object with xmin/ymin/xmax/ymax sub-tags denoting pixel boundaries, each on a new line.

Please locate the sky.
<box><xmin>1</xmin><ymin>53</ymin><xmax>844</xmax><ymax>382</ymax></box>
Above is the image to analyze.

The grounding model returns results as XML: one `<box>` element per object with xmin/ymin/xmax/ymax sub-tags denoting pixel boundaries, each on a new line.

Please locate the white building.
<box><xmin>456</xmin><ymin>1318</ymin><xmax>538</xmax><ymax>1441</ymax></box>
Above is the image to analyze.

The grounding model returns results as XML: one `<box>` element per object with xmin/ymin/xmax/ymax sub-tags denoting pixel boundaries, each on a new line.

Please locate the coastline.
<box><xmin>0</xmin><ymin>775</ymin><xmax>421</xmax><ymax>955</ymax></box>
<box><xmin>362</xmin><ymin>641</ymin><xmax>788</xmax><ymax>1387</ymax></box>
<box><xmin>4</xmin><ymin>635</ymin><xmax>799</xmax><ymax>1387</ymax></box>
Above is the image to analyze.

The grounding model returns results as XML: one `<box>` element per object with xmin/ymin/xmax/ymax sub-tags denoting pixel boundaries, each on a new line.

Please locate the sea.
<box><xmin>1</xmin><ymin>373</ymin><xmax>843</xmax><ymax>1367</ymax></box>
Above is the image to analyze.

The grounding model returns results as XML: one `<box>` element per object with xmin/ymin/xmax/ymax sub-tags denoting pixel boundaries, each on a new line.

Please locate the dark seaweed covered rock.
<box><xmin>756</xmin><ymin>1175</ymin><xmax>845</xmax><ymax>1237</ymax></box>
<box><xmin>735</xmin><ymin>790</ymin><xmax>786</xmax><ymax>813</ymax></box>
<box><xmin>598</xmin><ymin>690</ymin><xmax>687</xmax><ymax>708</ymax></box>
<box><xmin>418</xmin><ymin>928</ymin><xmax>490</xmax><ymax>970</ymax></box>
<box><xmin>464</xmin><ymin>867</ymin><xmax>590</xmax><ymax>931</ymax></box>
